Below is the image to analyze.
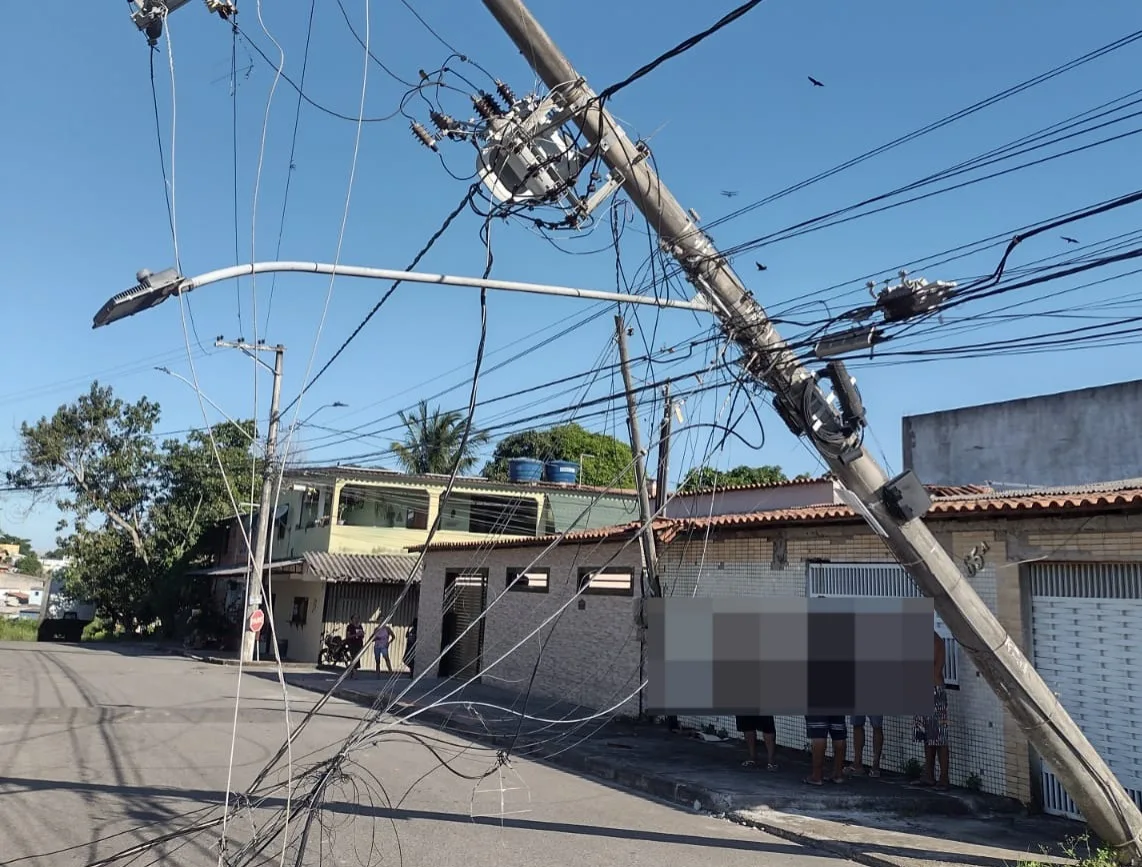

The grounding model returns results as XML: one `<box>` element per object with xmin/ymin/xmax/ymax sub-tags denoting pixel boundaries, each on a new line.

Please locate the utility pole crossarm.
<box><xmin>480</xmin><ymin>0</ymin><xmax>1142</xmax><ymax>858</ymax></box>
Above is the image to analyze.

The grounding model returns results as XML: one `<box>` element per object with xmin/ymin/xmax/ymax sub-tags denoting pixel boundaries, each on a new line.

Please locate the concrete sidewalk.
<box><xmin>246</xmin><ymin>667</ymin><xmax>1089</xmax><ymax>867</ymax></box>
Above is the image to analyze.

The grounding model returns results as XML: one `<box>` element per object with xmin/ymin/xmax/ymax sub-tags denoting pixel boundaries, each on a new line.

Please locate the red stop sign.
<box><xmin>249</xmin><ymin>609</ymin><xmax>265</xmax><ymax>633</ymax></box>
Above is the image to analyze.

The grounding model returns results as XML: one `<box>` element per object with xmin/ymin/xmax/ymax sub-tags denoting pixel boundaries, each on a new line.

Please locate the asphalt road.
<box><xmin>0</xmin><ymin>642</ymin><xmax>855</xmax><ymax>867</ymax></box>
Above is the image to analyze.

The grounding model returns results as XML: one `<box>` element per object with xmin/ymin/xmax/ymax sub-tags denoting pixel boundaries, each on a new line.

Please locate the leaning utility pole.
<box><xmin>217</xmin><ymin>339</ymin><xmax>285</xmax><ymax>664</ymax></box>
<box><xmin>615</xmin><ymin>316</ymin><xmax>662</xmax><ymax>598</ymax></box>
<box><xmin>481</xmin><ymin>0</ymin><xmax>1142</xmax><ymax>857</ymax></box>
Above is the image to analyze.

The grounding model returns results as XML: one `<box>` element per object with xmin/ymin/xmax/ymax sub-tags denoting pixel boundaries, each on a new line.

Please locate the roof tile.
<box><xmin>415</xmin><ymin>482</ymin><xmax>1142</xmax><ymax>552</ymax></box>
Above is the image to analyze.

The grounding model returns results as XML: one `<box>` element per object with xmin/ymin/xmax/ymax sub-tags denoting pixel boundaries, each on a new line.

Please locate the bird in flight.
<box><xmin>1061</xmin><ymin>236</ymin><xmax>1079</xmax><ymax>244</ymax></box>
<box><xmin>808</xmin><ymin>76</ymin><xmax>825</xmax><ymax>87</ymax></box>
<box><xmin>755</xmin><ymin>262</ymin><xmax>767</xmax><ymax>271</ymax></box>
<box><xmin>720</xmin><ymin>190</ymin><xmax>739</xmax><ymax>198</ymax></box>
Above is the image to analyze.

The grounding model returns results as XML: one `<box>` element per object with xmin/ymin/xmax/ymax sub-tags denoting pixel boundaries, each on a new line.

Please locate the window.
<box><xmin>439</xmin><ymin>493</ymin><xmax>538</xmax><ymax>536</ymax></box>
<box><xmin>298</xmin><ymin>488</ymin><xmax>321</xmax><ymax>529</ymax></box>
<box><xmin>506</xmin><ymin>567</ymin><xmax>550</xmax><ymax>593</ymax></box>
<box><xmin>290</xmin><ymin>596</ymin><xmax>309</xmax><ymax>627</ymax></box>
<box><xmin>578</xmin><ymin>566</ymin><xmax>634</xmax><ymax>597</ymax></box>
<box><xmin>337</xmin><ymin>485</ymin><xmax>430</xmax><ymax>530</ymax></box>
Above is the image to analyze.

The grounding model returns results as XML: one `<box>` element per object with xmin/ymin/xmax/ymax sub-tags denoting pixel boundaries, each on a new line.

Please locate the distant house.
<box><xmin>189</xmin><ymin>464</ymin><xmax>640</xmax><ymax>664</ymax></box>
<box><xmin>0</xmin><ymin>574</ymin><xmax>45</xmax><ymax>619</ymax></box>
<box><xmin>40</xmin><ymin>557</ymin><xmax>72</xmax><ymax>575</ymax></box>
<box><xmin>0</xmin><ymin>544</ymin><xmax>21</xmax><ymax>568</ymax></box>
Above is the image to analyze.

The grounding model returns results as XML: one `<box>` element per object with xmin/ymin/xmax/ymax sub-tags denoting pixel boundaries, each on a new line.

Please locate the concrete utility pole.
<box><xmin>481</xmin><ymin>0</ymin><xmax>1142</xmax><ymax>857</ymax></box>
<box><xmin>217</xmin><ymin>339</ymin><xmax>285</xmax><ymax>664</ymax></box>
<box><xmin>614</xmin><ymin>315</ymin><xmax>662</xmax><ymax>598</ymax></box>
<box><xmin>654</xmin><ymin>383</ymin><xmax>672</xmax><ymax>516</ymax></box>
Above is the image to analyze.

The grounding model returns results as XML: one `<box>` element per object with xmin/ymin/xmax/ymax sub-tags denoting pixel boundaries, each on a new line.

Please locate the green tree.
<box><xmin>391</xmin><ymin>400</ymin><xmax>489</xmax><ymax>475</ymax></box>
<box><xmin>6</xmin><ymin>381</ymin><xmax>260</xmax><ymax>634</ymax></box>
<box><xmin>482</xmin><ymin>423</ymin><xmax>635</xmax><ymax>488</ymax></box>
<box><xmin>679</xmin><ymin>464</ymin><xmax>788</xmax><ymax>492</ymax></box>
<box><xmin>0</xmin><ymin>533</ymin><xmax>33</xmax><ymax>557</ymax></box>
<box><xmin>15</xmin><ymin>551</ymin><xmax>43</xmax><ymax>577</ymax></box>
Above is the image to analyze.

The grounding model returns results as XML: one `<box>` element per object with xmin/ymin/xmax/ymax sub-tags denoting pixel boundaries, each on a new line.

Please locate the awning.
<box><xmin>185</xmin><ymin>557</ymin><xmax>305</xmax><ymax>578</ymax></box>
<box><xmin>302</xmin><ymin>551</ymin><xmax>422</xmax><ymax>585</ymax></box>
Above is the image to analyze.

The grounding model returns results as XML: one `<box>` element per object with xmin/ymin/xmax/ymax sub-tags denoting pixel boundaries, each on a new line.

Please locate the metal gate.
<box><xmin>807</xmin><ymin>562</ymin><xmax>958</xmax><ymax>686</ymax></box>
<box><xmin>439</xmin><ymin>569</ymin><xmax>487</xmax><ymax>681</ymax></box>
<box><xmin>322</xmin><ymin>582</ymin><xmax>419</xmax><ymax>671</ymax></box>
<box><xmin>1029</xmin><ymin>562</ymin><xmax>1142</xmax><ymax>819</ymax></box>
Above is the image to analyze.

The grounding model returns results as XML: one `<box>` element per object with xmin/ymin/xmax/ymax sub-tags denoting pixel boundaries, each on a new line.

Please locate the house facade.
<box><xmin>191</xmin><ymin>465</ymin><xmax>639</xmax><ymax>663</ymax></box>
<box><xmin>414</xmin><ymin>524</ymin><xmax>657</xmax><ymax>716</ymax></box>
<box><xmin>267</xmin><ymin>464</ymin><xmax>641</xmax><ymax>561</ymax></box>
<box><xmin>415</xmin><ymin>479</ymin><xmax>1142</xmax><ymax>819</ymax></box>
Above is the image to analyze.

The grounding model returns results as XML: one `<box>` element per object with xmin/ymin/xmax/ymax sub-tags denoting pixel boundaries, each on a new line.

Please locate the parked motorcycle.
<box><xmin>318</xmin><ymin>632</ymin><xmax>353</xmax><ymax>667</ymax></box>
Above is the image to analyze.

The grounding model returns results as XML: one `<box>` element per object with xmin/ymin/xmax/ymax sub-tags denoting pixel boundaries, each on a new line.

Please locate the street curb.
<box><xmin>329</xmin><ymin>686</ymin><xmax>1003</xmax><ymax>821</ymax></box>
<box><xmin>174</xmin><ymin>649</ymin><xmax>315</xmax><ymax>671</ymax></box>
<box><xmin>720</xmin><ymin>809</ymin><xmax>927</xmax><ymax>867</ymax></box>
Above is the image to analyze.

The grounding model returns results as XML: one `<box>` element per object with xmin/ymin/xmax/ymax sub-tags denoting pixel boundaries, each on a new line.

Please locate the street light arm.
<box><xmin>92</xmin><ymin>261</ymin><xmax>712</xmax><ymax>328</ymax></box>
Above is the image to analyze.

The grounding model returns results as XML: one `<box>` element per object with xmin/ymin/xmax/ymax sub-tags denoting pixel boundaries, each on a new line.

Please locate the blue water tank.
<box><xmin>543</xmin><ymin>460</ymin><xmax>579</xmax><ymax>485</ymax></box>
<box><xmin>508</xmin><ymin>458</ymin><xmax>544</xmax><ymax>483</ymax></box>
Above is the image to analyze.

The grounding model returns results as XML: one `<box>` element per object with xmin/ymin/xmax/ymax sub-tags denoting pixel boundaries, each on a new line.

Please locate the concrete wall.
<box><xmin>417</xmin><ymin>542</ymin><xmax>645</xmax><ymax>717</ymax></box>
<box><xmin>264</xmin><ymin>576</ymin><xmax>325</xmax><ymax>662</ymax></box>
<box><xmin>902</xmin><ymin>379</ymin><xmax>1142</xmax><ymax>487</ymax></box>
<box><xmin>663</xmin><ymin>481</ymin><xmax>839</xmax><ymax>518</ymax></box>
<box><xmin>658</xmin><ymin>522</ymin><xmax>1008</xmax><ymax>798</ymax></box>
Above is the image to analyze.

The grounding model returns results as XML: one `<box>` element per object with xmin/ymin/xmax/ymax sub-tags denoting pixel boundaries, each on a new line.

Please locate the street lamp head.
<box><xmin>332</xmin><ymin>401</ymin><xmax>348</xmax><ymax>407</ymax></box>
<box><xmin>92</xmin><ymin>267</ymin><xmax>185</xmax><ymax>329</ymax></box>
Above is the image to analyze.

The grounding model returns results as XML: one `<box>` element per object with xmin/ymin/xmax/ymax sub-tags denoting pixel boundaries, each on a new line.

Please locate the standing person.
<box><xmin>804</xmin><ymin>716</ymin><xmax>847</xmax><ymax>786</ymax></box>
<box><xmin>846</xmin><ymin>715</ymin><xmax>884</xmax><ymax>777</ymax></box>
<box><xmin>403</xmin><ymin>619</ymin><xmax>418</xmax><ymax>679</ymax></box>
<box><xmin>913</xmin><ymin>631</ymin><xmax>951</xmax><ymax>789</ymax></box>
<box><xmin>372</xmin><ymin>620</ymin><xmax>395</xmax><ymax>677</ymax></box>
<box><xmin>735</xmin><ymin>715</ymin><xmax>778</xmax><ymax>770</ymax></box>
<box><xmin>345</xmin><ymin>614</ymin><xmax>365</xmax><ymax>679</ymax></box>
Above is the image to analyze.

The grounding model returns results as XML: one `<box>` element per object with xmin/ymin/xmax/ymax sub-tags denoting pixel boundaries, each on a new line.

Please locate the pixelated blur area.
<box><xmin>643</xmin><ymin>596</ymin><xmax>934</xmax><ymax>716</ymax></box>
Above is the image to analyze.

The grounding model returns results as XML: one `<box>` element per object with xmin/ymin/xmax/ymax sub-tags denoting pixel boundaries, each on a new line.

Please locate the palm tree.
<box><xmin>390</xmin><ymin>400</ymin><xmax>489</xmax><ymax>475</ymax></box>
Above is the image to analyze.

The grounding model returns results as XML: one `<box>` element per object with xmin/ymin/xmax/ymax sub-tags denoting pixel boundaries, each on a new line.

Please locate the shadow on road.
<box><xmin>0</xmin><ymin>773</ymin><xmax>841</xmax><ymax>858</ymax></box>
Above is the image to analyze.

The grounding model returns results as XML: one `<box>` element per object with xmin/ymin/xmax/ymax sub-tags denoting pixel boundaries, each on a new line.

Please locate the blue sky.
<box><xmin>2</xmin><ymin>0</ymin><xmax>1141</xmax><ymax>550</ymax></box>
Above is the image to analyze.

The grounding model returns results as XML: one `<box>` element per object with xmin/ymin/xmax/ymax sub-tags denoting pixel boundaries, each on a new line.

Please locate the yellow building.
<box><xmin>192</xmin><ymin>464</ymin><xmax>640</xmax><ymax>665</ymax></box>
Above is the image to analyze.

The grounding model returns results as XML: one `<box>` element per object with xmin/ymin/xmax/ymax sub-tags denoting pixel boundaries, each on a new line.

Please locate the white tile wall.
<box><xmin>658</xmin><ymin>527</ymin><xmax>1008</xmax><ymax>795</ymax></box>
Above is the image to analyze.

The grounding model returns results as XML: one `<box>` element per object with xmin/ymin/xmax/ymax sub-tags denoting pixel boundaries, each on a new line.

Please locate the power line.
<box><xmin>262</xmin><ymin>0</ymin><xmax>318</xmax><ymax>335</ymax></box>
<box><xmin>279</xmin><ymin>185</ymin><xmax>480</xmax><ymax>417</ymax></box>
<box><xmin>596</xmin><ymin>0</ymin><xmax>767</xmax><ymax>104</ymax></box>
<box><xmin>699</xmin><ymin>28</ymin><xmax>1142</xmax><ymax>237</ymax></box>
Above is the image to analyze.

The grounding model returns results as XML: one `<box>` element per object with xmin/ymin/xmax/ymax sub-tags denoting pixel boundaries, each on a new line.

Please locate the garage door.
<box><xmin>323</xmin><ymin>582</ymin><xmax>419</xmax><ymax>670</ymax></box>
<box><xmin>1029</xmin><ymin>562</ymin><xmax>1142</xmax><ymax>819</ymax></box>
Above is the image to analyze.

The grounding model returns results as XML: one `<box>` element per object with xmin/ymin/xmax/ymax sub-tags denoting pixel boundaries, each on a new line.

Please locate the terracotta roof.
<box><xmin>671</xmin><ymin>476</ymin><xmax>991</xmax><ymax>499</ymax></box>
<box><xmin>416</xmin><ymin>481</ymin><xmax>1142</xmax><ymax>552</ymax></box>
<box><xmin>303</xmin><ymin>551</ymin><xmax>422</xmax><ymax>584</ymax></box>
<box><xmin>674</xmin><ymin>474</ymin><xmax>834</xmax><ymax>496</ymax></box>
<box><xmin>412</xmin><ymin>519</ymin><xmax>678</xmax><ymax>553</ymax></box>
<box><xmin>286</xmin><ymin>464</ymin><xmax>639</xmax><ymax>497</ymax></box>
<box><xmin>679</xmin><ymin>484</ymin><xmax>1142</xmax><ymax>533</ymax></box>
